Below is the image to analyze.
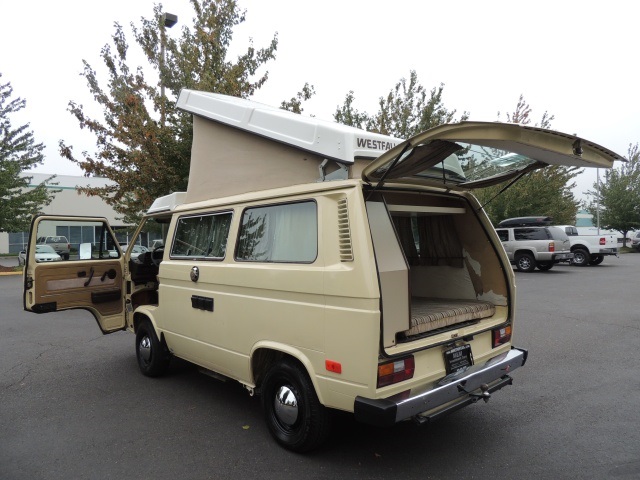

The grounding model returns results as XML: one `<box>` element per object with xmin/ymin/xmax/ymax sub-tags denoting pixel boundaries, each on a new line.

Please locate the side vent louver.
<box><xmin>338</xmin><ymin>197</ymin><xmax>354</xmax><ymax>262</ymax></box>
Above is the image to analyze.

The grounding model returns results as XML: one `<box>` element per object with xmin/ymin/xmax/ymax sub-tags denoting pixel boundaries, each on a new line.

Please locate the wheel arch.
<box><xmin>250</xmin><ymin>342</ymin><xmax>324</xmax><ymax>403</ymax></box>
<box><xmin>514</xmin><ymin>248</ymin><xmax>536</xmax><ymax>258</ymax></box>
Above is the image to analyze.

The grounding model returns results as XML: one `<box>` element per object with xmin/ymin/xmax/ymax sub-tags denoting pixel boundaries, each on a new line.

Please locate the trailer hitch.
<box><xmin>458</xmin><ymin>383</ymin><xmax>491</xmax><ymax>403</ymax></box>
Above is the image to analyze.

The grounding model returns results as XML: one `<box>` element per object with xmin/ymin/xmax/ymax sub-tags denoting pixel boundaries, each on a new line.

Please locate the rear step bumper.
<box><xmin>354</xmin><ymin>347</ymin><xmax>528</xmax><ymax>427</ymax></box>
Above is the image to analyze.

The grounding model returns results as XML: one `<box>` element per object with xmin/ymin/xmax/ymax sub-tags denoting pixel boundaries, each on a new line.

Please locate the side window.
<box><xmin>514</xmin><ymin>228</ymin><xmax>550</xmax><ymax>241</ymax></box>
<box><xmin>496</xmin><ymin>229</ymin><xmax>509</xmax><ymax>242</ymax></box>
<box><xmin>171</xmin><ymin>212</ymin><xmax>232</xmax><ymax>259</ymax></box>
<box><xmin>236</xmin><ymin>201</ymin><xmax>317</xmax><ymax>263</ymax></box>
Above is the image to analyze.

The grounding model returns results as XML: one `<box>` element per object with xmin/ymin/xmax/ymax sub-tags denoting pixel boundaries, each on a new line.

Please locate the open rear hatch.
<box><xmin>362</xmin><ymin>121</ymin><xmax>623</xmax><ymax>189</ymax></box>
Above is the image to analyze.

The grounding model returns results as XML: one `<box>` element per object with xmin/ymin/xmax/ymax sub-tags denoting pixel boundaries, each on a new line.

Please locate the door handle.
<box><xmin>84</xmin><ymin>267</ymin><xmax>95</xmax><ymax>287</ymax></box>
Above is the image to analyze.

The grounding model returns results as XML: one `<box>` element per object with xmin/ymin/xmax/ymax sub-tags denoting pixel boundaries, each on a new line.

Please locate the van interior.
<box><xmin>366</xmin><ymin>190</ymin><xmax>509</xmax><ymax>348</ymax></box>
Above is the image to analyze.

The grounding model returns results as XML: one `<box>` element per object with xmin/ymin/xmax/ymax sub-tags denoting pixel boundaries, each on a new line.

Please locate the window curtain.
<box><xmin>392</xmin><ymin>216</ymin><xmax>419</xmax><ymax>266</ymax></box>
<box><xmin>417</xmin><ymin>216</ymin><xmax>463</xmax><ymax>267</ymax></box>
<box><xmin>237</xmin><ymin>202</ymin><xmax>317</xmax><ymax>262</ymax></box>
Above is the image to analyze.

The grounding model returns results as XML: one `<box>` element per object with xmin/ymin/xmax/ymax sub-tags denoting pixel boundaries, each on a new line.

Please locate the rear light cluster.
<box><xmin>377</xmin><ymin>356</ymin><xmax>415</xmax><ymax>388</ymax></box>
<box><xmin>599</xmin><ymin>237</ymin><xmax>606</xmax><ymax>245</ymax></box>
<box><xmin>492</xmin><ymin>324</ymin><xmax>512</xmax><ymax>348</ymax></box>
<box><xmin>548</xmin><ymin>242</ymin><xmax>555</xmax><ymax>252</ymax></box>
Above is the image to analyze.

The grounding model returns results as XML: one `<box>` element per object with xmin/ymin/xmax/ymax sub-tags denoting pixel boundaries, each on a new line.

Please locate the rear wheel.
<box><xmin>537</xmin><ymin>261</ymin><xmax>554</xmax><ymax>271</ymax></box>
<box><xmin>135</xmin><ymin>320</ymin><xmax>170</xmax><ymax>377</ymax></box>
<box><xmin>572</xmin><ymin>248</ymin><xmax>590</xmax><ymax>266</ymax></box>
<box><xmin>262</xmin><ymin>359</ymin><xmax>331</xmax><ymax>452</ymax></box>
<box><xmin>515</xmin><ymin>253</ymin><xmax>536</xmax><ymax>272</ymax></box>
<box><xmin>589</xmin><ymin>255</ymin><xmax>604</xmax><ymax>265</ymax></box>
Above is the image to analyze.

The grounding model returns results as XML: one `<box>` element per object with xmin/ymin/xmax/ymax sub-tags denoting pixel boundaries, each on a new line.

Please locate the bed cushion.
<box><xmin>406</xmin><ymin>297</ymin><xmax>495</xmax><ymax>336</ymax></box>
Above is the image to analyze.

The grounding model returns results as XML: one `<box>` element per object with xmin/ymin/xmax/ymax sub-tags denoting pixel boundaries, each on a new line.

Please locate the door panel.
<box><xmin>23</xmin><ymin>216</ymin><xmax>126</xmax><ymax>334</ymax></box>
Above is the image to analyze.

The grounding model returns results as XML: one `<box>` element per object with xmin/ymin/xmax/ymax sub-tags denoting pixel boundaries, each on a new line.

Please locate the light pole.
<box><xmin>160</xmin><ymin>12</ymin><xmax>178</xmax><ymax>126</ymax></box>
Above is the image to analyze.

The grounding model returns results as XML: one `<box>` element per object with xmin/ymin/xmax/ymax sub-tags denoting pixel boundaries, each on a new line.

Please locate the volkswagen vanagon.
<box><xmin>22</xmin><ymin>90</ymin><xmax>623</xmax><ymax>451</ymax></box>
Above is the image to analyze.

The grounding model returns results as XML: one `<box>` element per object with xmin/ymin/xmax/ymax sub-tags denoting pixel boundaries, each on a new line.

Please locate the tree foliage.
<box><xmin>334</xmin><ymin>70</ymin><xmax>468</xmax><ymax>137</ymax></box>
<box><xmin>59</xmin><ymin>0</ymin><xmax>283</xmax><ymax>224</ymax></box>
<box><xmin>0</xmin><ymin>74</ymin><xmax>56</xmax><ymax>232</ymax></box>
<box><xmin>585</xmin><ymin>143</ymin><xmax>640</xmax><ymax>240</ymax></box>
<box><xmin>475</xmin><ymin>95</ymin><xmax>580</xmax><ymax>225</ymax></box>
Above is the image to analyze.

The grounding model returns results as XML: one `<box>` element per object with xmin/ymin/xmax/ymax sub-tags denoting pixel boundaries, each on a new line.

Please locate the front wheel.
<box><xmin>135</xmin><ymin>320</ymin><xmax>170</xmax><ymax>377</ymax></box>
<box><xmin>589</xmin><ymin>255</ymin><xmax>604</xmax><ymax>265</ymax></box>
<box><xmin>572</xmin><ymin>248</ymin><xmax>590</xmax><ymax>266</ymax></box>
<box><xmin>261</xmin><ymin>359</ymin><xmax>331</xmax><ymax>452</ymax></box>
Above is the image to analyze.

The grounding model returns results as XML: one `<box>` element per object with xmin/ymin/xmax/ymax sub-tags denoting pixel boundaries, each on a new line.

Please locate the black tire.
<box><xmin>261</xmin><ymin>359</ymin><xmax>331</xmax><ymax>452</ymax></box>
<box><xmin>537</xmin><ymin>261</ymin><xmax>554</xmax><ymax>271</ymax></box>
<box><xmin>135</xmin><ymin>320</ymin><xmax>170</xmax><ymax>377</ymax></box>
<box><xmin>572</xmin><ymin>248</ymin><xmax>590</xmax><ymax>266</ymax></box>
<box><xmin>589</xmin><ymin>255</ymin><xmax>604</xmax><ymax>265</ymax></box>
<box><xmin>515</xmin><ymin>253</ymin><xmax>536</xmax><ymax>272</ymax></box>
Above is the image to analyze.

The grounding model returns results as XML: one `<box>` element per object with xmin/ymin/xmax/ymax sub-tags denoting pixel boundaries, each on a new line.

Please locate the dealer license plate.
<box><xmin>444</xmin><ymin>344</ymin><xmax>473</xmax><ymax>374</ymax></box>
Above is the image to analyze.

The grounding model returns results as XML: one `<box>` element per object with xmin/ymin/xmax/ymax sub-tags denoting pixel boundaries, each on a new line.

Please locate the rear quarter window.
<box><xmin>236</xmin><ymin>201</ymin><xmax>318</xmax><ymax>263</ymax></box>
<box><xmin>496</xmin><ymin>229</ymin><xmax>509</xmax><ymax>242</ymax></box>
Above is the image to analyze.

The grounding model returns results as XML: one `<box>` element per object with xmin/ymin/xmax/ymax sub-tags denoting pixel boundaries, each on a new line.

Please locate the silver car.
<box><xmin>495</xmin><ymin>225</ymin><xmax>574</xmax><ymax>272</ymax></box>
<box><xmin>18</xmin><ymin>245</ymin><xmax>62</xmax><ymax>265</ymax></box>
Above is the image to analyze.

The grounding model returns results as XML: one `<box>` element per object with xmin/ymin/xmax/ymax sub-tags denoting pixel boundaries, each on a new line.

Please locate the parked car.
<box><xmin>19</xmin><ymin>244</ymin><xmax>62</xmax><ymax>265</ymax></box>
<box><xmin>495</xmin><ymin>220</ymin><xmax>574</xmax><ymax>272</ymax></box>
<box><xmin>109</xmin><ymin>244</ymin><xmax>149</xmax><ymax>258</ymax></box>
<box><xmin>631</xmin><ymin>231</ymin><xmax>640</xmax><ymax>251</ymax></box>
<box><xmin>36</xmin><ymin>236</ymin><xmax>70</xmax><ymax>260</ymax></box>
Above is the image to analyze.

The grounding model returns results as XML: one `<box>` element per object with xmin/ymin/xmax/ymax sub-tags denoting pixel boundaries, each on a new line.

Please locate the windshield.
<box><xmin>414</xmin><ymin>143</ymin><xmax>539</xmax><ymax>184</ymax></box>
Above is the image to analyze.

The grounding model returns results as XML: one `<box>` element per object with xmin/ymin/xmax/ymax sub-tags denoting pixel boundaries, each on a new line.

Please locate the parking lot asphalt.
<box><xmin>1</xmin><ymin>254</ymin><xmax>639</xmax><ymax>479</ymax></box>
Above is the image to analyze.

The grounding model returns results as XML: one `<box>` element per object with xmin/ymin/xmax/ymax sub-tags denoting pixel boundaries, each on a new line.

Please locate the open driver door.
<box><xmin>23</xmin><ymin>215</ymin><xmax>126</xmax><ymax>334</ymax></box>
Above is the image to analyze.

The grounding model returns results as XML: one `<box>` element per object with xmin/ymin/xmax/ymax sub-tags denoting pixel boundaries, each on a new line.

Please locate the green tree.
<box><xmin>475</xmin><ymin>95</ymin><xmax>580</xmax><ymax>225</ymax></box>
<box><xmin>0</xmin><ymin>74</ymin><xmax>56</xmax><ymax>232</ymax></box>
<box><xmin>334</xmin><ymin>70</ymin><xmax>468</xmax><ymax>137</ymax></box>
<box><xmin>59</xmin><ymin>0</ymin><xmax>290</xmax><ymax>224</ymax></box>
<box><xmin>585</xmin><ymin>143</ymin><xmax>640</xmax><ymax>242</ymax></box>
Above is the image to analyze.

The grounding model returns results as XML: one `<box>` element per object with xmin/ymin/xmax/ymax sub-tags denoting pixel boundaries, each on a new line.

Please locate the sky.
<box><xmin>2</xmin><ymin>0</ymin><xmax>638</xmax><ymax>202</ymax></box>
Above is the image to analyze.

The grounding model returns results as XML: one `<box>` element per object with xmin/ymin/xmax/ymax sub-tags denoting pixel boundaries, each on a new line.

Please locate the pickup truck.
<box><xmin>553</xmin><ymin>225</ymin><xmax>618</xmax><ymax>266</ymax></box>
<box><xmin>36</xmin><ymin>235</ymin><xmax>71</xmax><ymax>260</ymax></box>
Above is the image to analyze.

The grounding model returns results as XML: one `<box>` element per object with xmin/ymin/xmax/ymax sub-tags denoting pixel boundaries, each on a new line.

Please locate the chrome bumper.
<box><xmin>354</xmin><ymin>347</ymin><xmax>528</xmax><ymax>427</ymax></box>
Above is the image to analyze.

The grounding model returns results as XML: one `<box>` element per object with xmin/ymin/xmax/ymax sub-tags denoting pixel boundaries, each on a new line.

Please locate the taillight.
<box><xmin>492</xmin><ymin>325</ymin><xmax>512</xmax><ymax>348</ymax></box>
<box><xmin>599</xmin><ymin>237</ymin><xmax>606</xmax><ymax>245</ymax></box>
<box><xmin>377</xmin><ymin>356</ymin><xmax>415</xmax><ymax>388</ymax></box>
<box><xmin>549</xmin><ymin>242</ymin><xmax>555</xmax><ymax>252</ymax></box>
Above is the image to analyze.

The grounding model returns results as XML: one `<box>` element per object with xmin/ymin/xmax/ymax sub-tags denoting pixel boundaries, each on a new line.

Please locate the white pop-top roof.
<box><xmin>176</xmin><ymin>89</ymin><xmax>402</xmax><ymax>164</ymax></box>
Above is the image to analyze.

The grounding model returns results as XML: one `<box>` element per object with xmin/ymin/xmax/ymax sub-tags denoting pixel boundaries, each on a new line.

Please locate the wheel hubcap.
<box><xmin>274</xmin><ymin>385</ymin><xmax>299</xmax><ymax>426</ymax></box>
<box><xmin>139</xmin><ymin>335</ymin><xmax>152</xmax><ymax>362</ymax></box>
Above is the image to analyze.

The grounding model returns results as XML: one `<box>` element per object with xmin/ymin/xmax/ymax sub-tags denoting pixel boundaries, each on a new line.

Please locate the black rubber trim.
<box><xmin>353</xmin><ymin>396</ymin><xmax>398</xmax><ymax>427</ymax></box>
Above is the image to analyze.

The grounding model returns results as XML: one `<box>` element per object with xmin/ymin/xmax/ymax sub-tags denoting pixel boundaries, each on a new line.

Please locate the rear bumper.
<box><xmin>354</xmin><ymin>347</ymin><xmax>528</xmax><ymax>427</ymax></box>
<box><xmin>598</xmin><ymin>248</ymin><xmax>618</xmax><ymax>255</ymax></box>
<box><xmin>552</xmin><ymin>252</ymin><xmax>574</xmax><ymax>262</ymax></box>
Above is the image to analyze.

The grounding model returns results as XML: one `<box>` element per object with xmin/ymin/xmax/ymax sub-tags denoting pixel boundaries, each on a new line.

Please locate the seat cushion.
<box><xmin>406</xmin><ymin>298</ymin><xmax>496</xmax><ymax>336</ymax></box>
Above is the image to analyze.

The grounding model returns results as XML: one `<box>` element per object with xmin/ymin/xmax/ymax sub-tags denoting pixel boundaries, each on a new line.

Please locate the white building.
<box><xmin>1</xmin><ymin>173</ymin><xmax>133</xmax><ymax>254</ymax></box>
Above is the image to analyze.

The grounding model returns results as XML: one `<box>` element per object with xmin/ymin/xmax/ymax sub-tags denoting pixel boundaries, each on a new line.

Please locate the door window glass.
<box><xmin>236</xmin><ymin>201</ymin><xmax>317</xmax><ymax>263</ymax></box>
<box><xmin>34</xmin><ymin>219</ymin><xmax>117</xmax><ymax>261</ymax></box>
<box><xmin>496</xmin><ymin>229</ymin><xmax>509</xmax><ymax>242</ymax></box>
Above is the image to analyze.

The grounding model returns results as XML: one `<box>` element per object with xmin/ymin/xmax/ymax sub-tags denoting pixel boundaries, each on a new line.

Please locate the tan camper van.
<box><xmin>22</xmin><ymin>90</ymin><xmax>623</xmax><ymax>452</ymax></box>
